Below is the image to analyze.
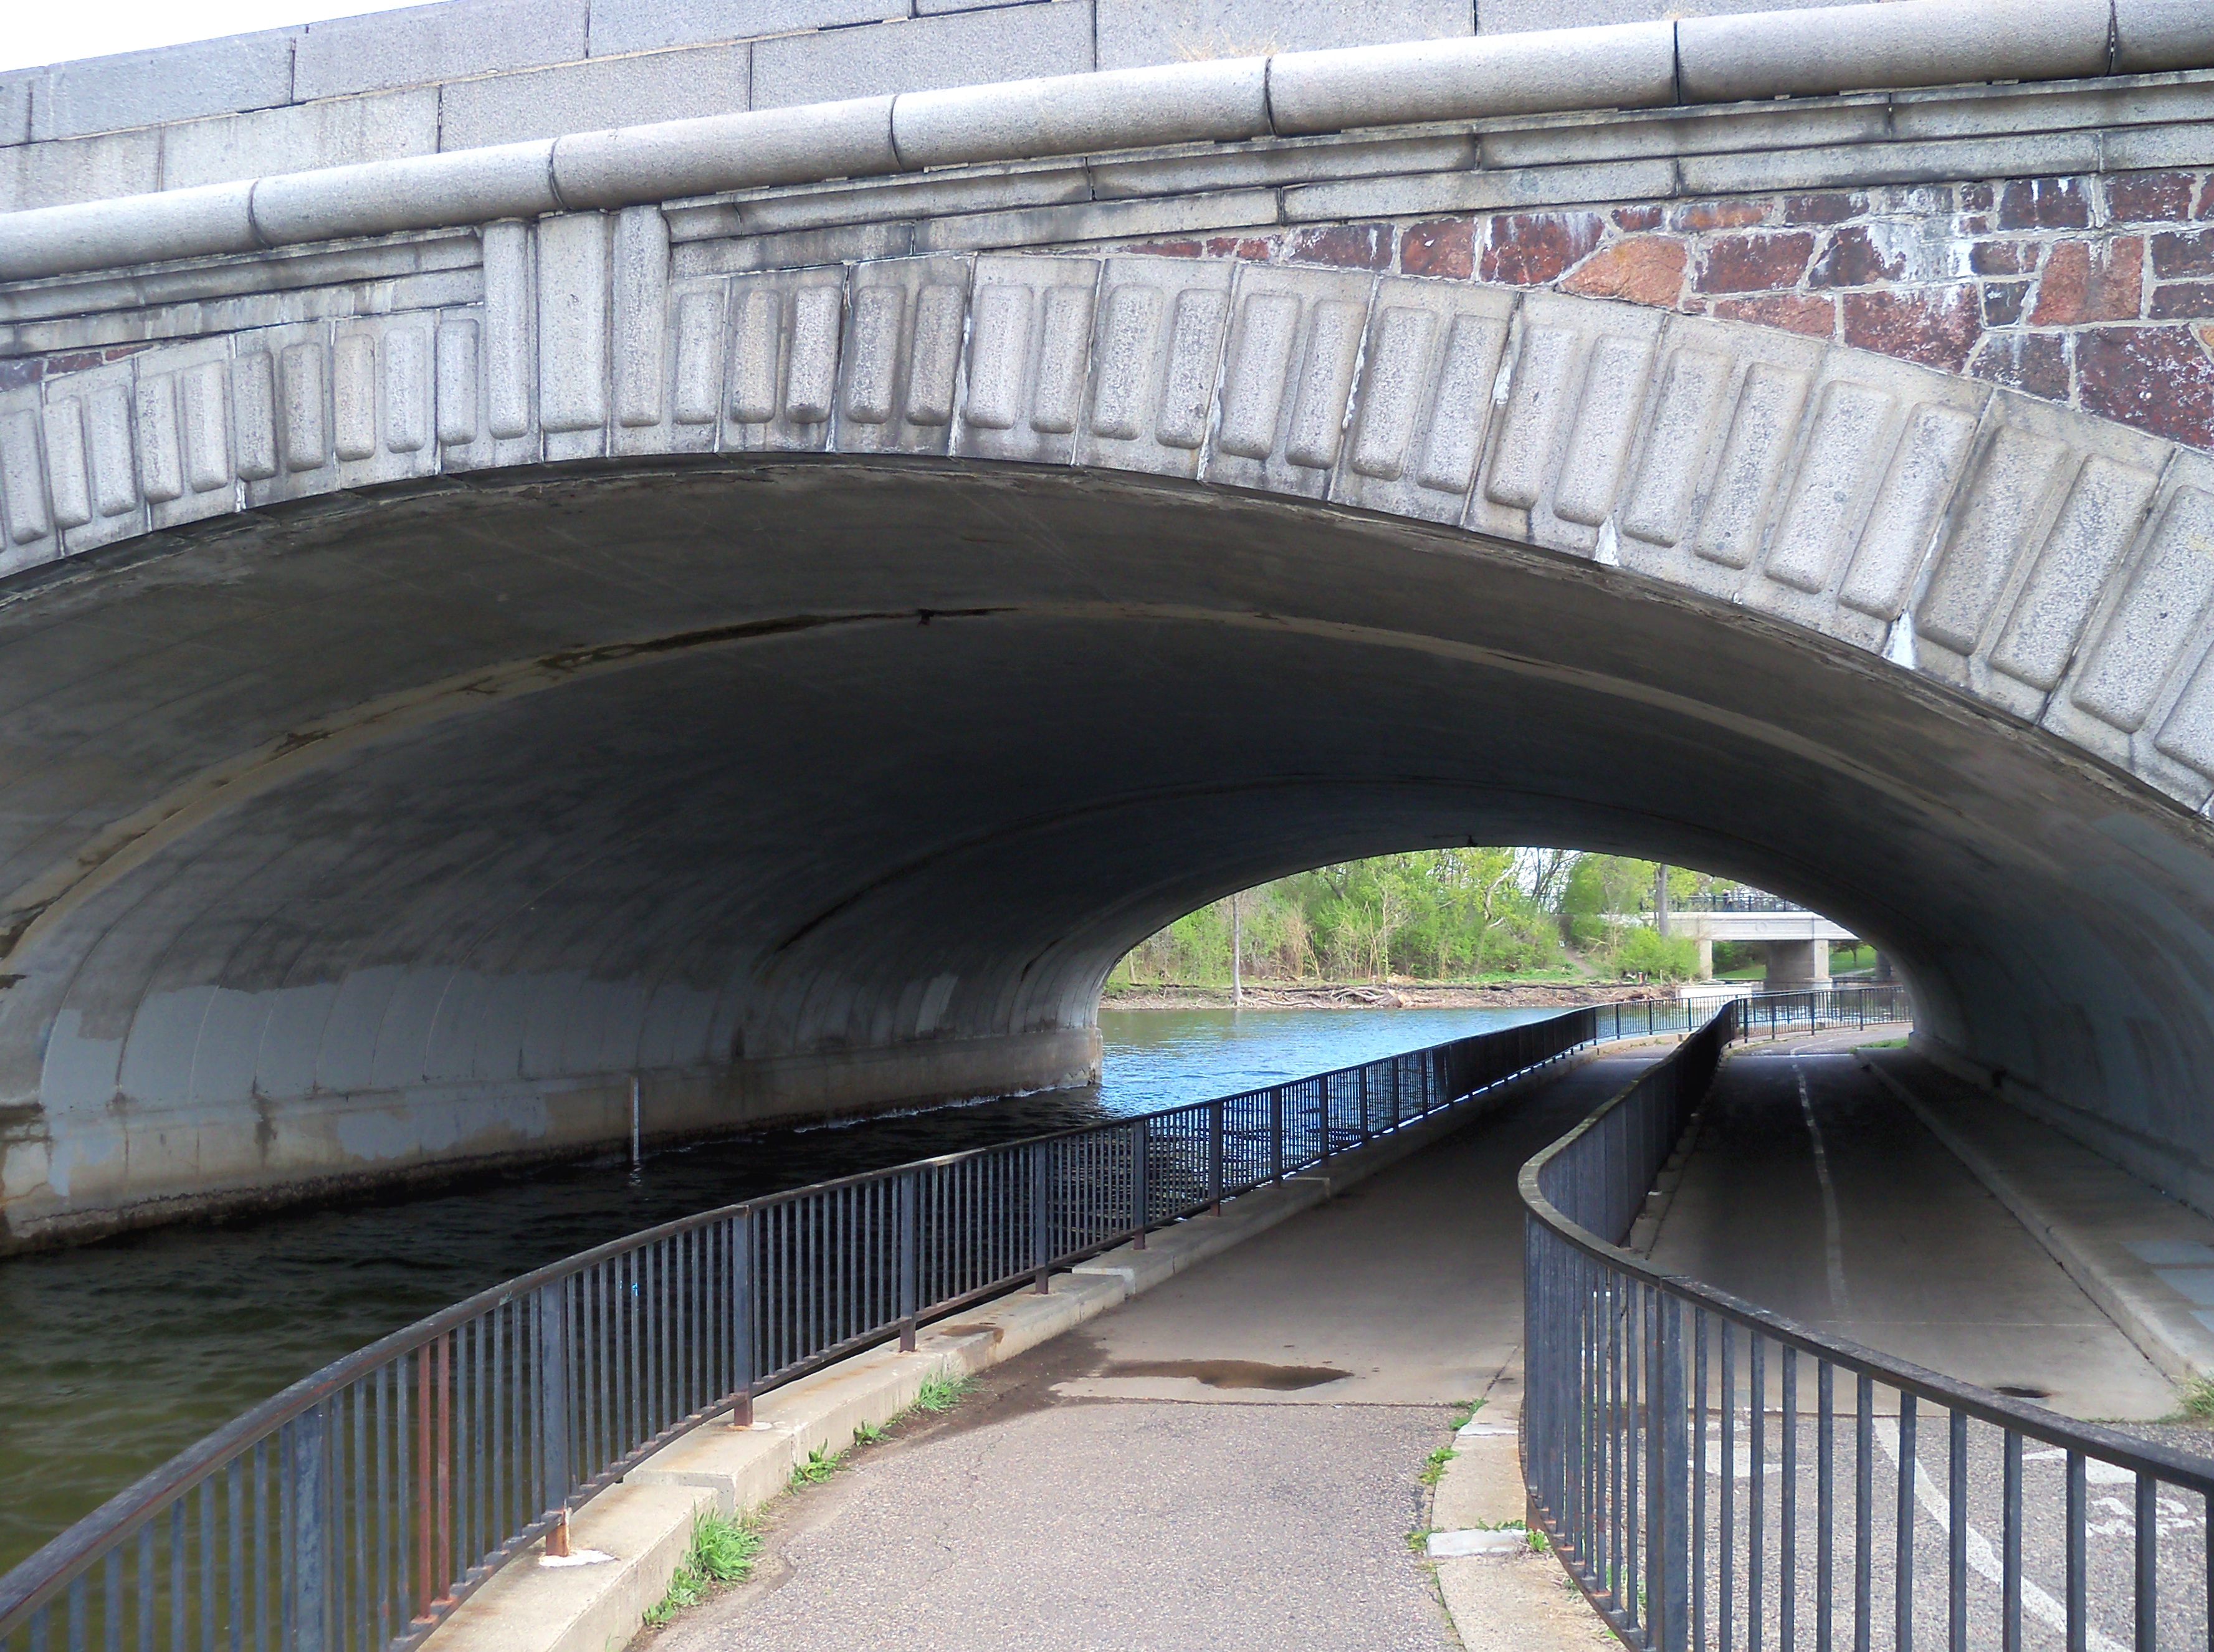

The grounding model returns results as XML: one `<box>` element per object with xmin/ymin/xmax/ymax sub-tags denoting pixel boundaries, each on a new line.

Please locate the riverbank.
<box><xmin>1101</xmin><ymin>980</ymin><xmax>1677</xmax><ymax>1010</ymax></box>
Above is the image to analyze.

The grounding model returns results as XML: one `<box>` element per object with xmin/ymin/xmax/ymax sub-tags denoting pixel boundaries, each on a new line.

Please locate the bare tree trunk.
<box><xmin>1231</xmin><ymin>891</ymin><xmax>1244</xmax><ymax>1008</ymax></box>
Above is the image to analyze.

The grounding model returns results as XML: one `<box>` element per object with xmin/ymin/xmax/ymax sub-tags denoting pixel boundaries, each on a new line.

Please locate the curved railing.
<box><xmin>1522</xmin><ymin>994</ymin><xmax>2214</xmax><ymax>1651</ymax></box>
<box><xmin>0</xmin><ymin>992</ymin><xmax>1763</xmax><ymax>1652</ymax></box>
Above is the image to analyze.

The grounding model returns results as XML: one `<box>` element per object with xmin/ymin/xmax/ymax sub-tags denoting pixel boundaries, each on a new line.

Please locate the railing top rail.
<box><xmin>1515</xmin><ymin>992</ymin><xmax>2214</xmax><ymax>1496</ymax></box>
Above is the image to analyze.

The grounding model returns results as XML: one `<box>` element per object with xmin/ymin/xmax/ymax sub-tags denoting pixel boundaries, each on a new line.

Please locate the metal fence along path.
<box><xmin>1522</xmin><ymin>986</ymin><xmax>2214</xmax><ymax>1652</ymax></box>
<box><xmin>0</xmin><ymin>992</ymin><xmax>1750</xmax><ymax>1652</ymax></box>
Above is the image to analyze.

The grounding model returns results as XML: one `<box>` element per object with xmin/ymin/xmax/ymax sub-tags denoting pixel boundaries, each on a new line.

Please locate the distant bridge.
<box><xmin>2</xmin><ymin>0</ymin><xmax>2214</xmax><ymax>1246</ymax></box>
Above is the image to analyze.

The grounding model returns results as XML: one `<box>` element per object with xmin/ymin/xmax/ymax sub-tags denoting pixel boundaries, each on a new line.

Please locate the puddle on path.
<box><xmin>1099</xmin><ymin>1358</ymin><xmax>1350</xmax><ymax>1391</ymax></box>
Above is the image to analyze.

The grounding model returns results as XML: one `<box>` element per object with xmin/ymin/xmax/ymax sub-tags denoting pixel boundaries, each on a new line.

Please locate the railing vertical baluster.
<box><xmin>1695</xmin><ymin>1309</ymin><xmax>1709</xmax><ymax>1652</ymax></box>
<box><xmin>1856</xmin><ymin>1375</ymin><xmax>1873</xmax><ymax>1652</ymax></box>
<box><xmin>1782</xmin><ymin>1347</ymin><xmax>1796</xmax><ymax>1652</ymax></box>
<box><xmin>1722</xmin><ymin>1322</ymin><xmax>1735</xmax><ymax>1652</ymax></box>
<box><xmin>170</xmin><ymin>1499</ymin><xmax>184</xmax><ymax>1652</ymax></box>
<box><xmin>2067</xmin><ymin>1451</ymin><xmax>2087</xmax><ymax>1652</ymax></box>
<box><xmin>1818</xmin><ymin>1360</ymin><xmax>1835</xmax><ymax>1652</ymax></box>
<box><xmin>2136</xmin><ymin>1473</ymin><xmax>2158</xmax><ymax>1652</ymax></box>
<box><xmin>136</xmin><ymin>1514</ymin><xmax>151</xmax><ymax>1652</ymax></box>
<box><xmin>289</xmin><ymin>1406</ymin><xmax>327</xmax><ymax>1652</ymax></box>
<box><xmin>1898</xmin><ymin>1393</ymin><xmax>1917</xmax><ymax>1652</ymax></box>
<box><xmin>897</xmin><ymin>1174</ymin><xmax>918</xmax><ymax>1353</ymax></box>
<box><xmin>1268</xmin><ymin>1088</ymin><xmax>1284</xmax><ymax>1181</ymax></box>
<box><xmin>536</xmin><ymin>1284</ymin><xmax>570</xmax><ymax>1526</ymax></box>
<box><xmin>1208</xmin><ymin>1099</ymin><xmax>1224</xmax><ymax>1216</ymax></box>
<box><xmin>2003</xmin><ymin>1431</ymin><xmax>2023</xmax><ymax>1652</ymax></box>
<box><xmin>1750</xmin><ymin>1334</ymin><xmax>1765</xmax><ymax>1652</ymax></box>
<box><xmin>1949</xmin><ymin>1410</ymin><xmax>1967</xmax><ymax>1652</ymax></box>
<box><xmin>1031</xmin><ymin>1141</ymin><xmax>1051</xmax><ymax>1294</ymax></box>
<box><xmin>1131</xmin><ymin>1117</ymin><xmax>1150</xmax><ymax>1249</ymax></box>
<box><xmin>1659</xmin><ymin>1292</ymin><xmax>1688</xmax><ymax>1652</ymax></box>
<box><xmin>729</xmin><ymin>1206</ymin><xmax>755</xmax><ymax>1427</ymax></box>
<box><xmin>1629</xmin><ymin>1275</ymin><xmax>1647</xmax><ymax>1626</ymax></box>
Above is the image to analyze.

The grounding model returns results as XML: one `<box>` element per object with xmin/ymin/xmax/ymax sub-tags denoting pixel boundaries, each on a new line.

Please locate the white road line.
<box><xmin>1796</xmin><ymin>1062</ymin><xmax>1853</xmax><ymax>1315</ymax></box>
<box><xmin>1875</xmin><ymin>1419</ymin><xmax>2126</xmax><ymax>1652</ymax></box>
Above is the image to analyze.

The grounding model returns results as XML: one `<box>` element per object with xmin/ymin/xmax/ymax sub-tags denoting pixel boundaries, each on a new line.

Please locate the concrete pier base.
<box><xmin>1763</xmin><ymin>937</ymin><xmax>1831</xmax><ymax>990</ymax></box>
<box><xmin>0</xmin><ymin>1026</ymin><xmax>1100</xmax><ymax>1254</ymax></box>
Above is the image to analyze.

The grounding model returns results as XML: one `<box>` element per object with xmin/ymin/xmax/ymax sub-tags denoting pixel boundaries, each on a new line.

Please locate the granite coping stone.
<box><xmin>2</xmin><ymin>0</ymin><xmax>2210</xmax><ymax>283</ymax></box>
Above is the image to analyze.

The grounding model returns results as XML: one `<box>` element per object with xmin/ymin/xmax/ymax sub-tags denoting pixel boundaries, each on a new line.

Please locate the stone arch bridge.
<box><xmin>1</xmin><ymin>0</ymin><xmax>2213</xmax><ymax>1247</ymax></box>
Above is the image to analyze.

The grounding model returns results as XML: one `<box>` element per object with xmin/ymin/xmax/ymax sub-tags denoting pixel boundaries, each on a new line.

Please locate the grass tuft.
<box><xmin>1448</xmin><ymin>1397</ymin><xmax>1482</xmax><ymax>1430</ymax></box>
<box><xmin>643</xmin><ymin>1512</ymin><xmax>761</xmax><ymax>1627</ymax></box>
<box><xmin>2182</xmin><ymin>1377</ymin><xmax>2214</xmax><ymax>1421</ymax></box>
<box><xmin>915</xmin><ymin>1371</ymin><xmax>977</xmax><ymax>1413</ymax></box>
<box><xmin>1405</xmin><ymin>1527</ymin><xmax>1433</xmax><ymax>1554</ymax></box>
<box><xmin>1418</xmin><ymin>1445</ymin><xmax>1458</xmax><ymax>1486</ymax></box>
<box><xmin>852</xmin><ymin>1418</ymin><xmax>887</xmax><ymax>1446</ymax></box>
<box><xmin>788</xmin><ymin>1445</ymin><xmax>845</xmax><ymax>1489</ymax></box>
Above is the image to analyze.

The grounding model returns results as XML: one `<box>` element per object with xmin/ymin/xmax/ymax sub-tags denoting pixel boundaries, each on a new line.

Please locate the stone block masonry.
<box><xmin>1122</xmin><ymin>169</ymin><xmax>2214</xmax><ymax>453</ymax></box>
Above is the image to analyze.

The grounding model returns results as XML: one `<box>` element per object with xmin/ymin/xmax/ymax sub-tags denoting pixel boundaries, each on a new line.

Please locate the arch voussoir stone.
<box><xmin>2</xmin><ymin>221</ymin><xmax>2210</xmax><ymax>820</ymax></box>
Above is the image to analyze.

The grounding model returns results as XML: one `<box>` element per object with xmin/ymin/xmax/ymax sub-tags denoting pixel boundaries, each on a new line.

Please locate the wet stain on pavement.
<box><xmin>1100</xmin><ymin>1358</ymin><xmax>1350</xmax><ymax>1390</ymax></box>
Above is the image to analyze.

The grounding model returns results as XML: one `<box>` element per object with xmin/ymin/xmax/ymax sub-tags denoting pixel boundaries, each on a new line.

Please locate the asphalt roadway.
<box><xmin>1649</xmin><ymin>1035</ymin><xmax>2207</xmax><ymax>1650</ymax></box>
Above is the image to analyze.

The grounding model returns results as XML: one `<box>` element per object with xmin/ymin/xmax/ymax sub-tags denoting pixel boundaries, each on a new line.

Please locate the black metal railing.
<box><xmin>0</xmin><ymin>991</ymin><xmax>1780</xmax><ymax>1652</ymax></box>
<box><xmin>1523</xmin><ymin>984</ymin><xmax>2212</xmax><ymax>1652</ymax></box>
<box><xmin>1674</xmin><ymin>890</ymin><xmax>1810</xmax><ymax>914</ymax></box>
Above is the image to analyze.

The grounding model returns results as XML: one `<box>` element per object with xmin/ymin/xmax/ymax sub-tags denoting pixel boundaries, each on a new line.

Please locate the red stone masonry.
<box><xmin>1122</xmin><ymin>168</ymin><xmax>2214</xmax><ymax>452</ymax></box>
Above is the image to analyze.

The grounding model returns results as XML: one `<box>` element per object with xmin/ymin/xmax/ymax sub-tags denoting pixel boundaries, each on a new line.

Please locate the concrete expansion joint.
<box><xmin>883</xmin><ymin>98</ymin><xmax>910</xmax><ymax>174</ymax></box>
<box><xmin>543</xmin><ymin>146</ymin><xmax>571</xmax><ymax>216</ymax></box>
<box><xmin>241</xmin><ymin>181</ymin><xmax>274</xmax><ymax>252</ymax></box>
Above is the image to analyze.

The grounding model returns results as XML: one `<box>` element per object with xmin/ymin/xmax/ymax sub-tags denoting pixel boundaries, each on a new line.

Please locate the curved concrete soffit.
<box><xmin>0</xmin><ymin>247</ymin><xmax>2209</xmax><ymax>866</ymax></box>
<box><xmin>0</xmin><ymin>0</ymin><xmax>2210</xmax><ymax>280</ymax></box>
<box><xmin>0</xmin><ymin>588</ymin><xmax>2009</xmax><ymax>978</ymax></box>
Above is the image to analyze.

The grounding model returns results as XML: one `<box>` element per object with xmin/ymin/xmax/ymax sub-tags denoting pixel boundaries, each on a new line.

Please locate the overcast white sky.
<box><xmin>5</xmin><ymin>1</ymin><xmax>427</xmax><ymax>74</ymax></box>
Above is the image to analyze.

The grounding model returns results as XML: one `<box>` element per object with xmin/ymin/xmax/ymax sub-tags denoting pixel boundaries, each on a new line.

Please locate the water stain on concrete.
<box><xmin>1100</xmin><ymin>1358</ymin><xmax>1350</xmax><ymax>1390</ymax></box>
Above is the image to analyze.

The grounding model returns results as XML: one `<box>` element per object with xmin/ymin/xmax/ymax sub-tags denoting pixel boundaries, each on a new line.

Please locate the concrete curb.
<box><xmin>1425</xmin><ymin>1358</ymin><xmax>1616</xmax><ymax>1650</ymax></box>
<box><xmin>3</xmin><ymin>0</ymin><xmax>2209</xmax><ymax>280</ymax></box>
<box><xmin>419</xmin><ymin>1047</ymin><xmax>1618</xmax><ymax>1652</ymax></box>
<box><xmin>1866</xmin><ymin>1057</ymin><xmax>2214</xmax><ymax>1389</ymax></box>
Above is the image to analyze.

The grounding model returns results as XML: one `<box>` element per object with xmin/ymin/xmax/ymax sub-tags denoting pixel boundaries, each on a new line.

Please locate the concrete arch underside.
<box><xmin>4</xmin><ymin>251</ymin><xmax>2214</xmax><ymax>1249</ymax></box>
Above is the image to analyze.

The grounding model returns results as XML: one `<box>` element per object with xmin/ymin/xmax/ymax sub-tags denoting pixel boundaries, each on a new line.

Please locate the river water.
<box><xmin>0</xmin><ymin>1003</ymin><xmax>1562</xmax><ymax>1577</ymax></box>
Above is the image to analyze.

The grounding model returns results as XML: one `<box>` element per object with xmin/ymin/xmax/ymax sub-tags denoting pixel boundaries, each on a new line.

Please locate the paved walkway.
<box><xmin>648</xmin><ymin>1029</ymin><xmax>2214</xmax><ymax>1652</ymax></box>
<box><xmin>656</xmin><ymin>1053</ymin><xmax>1657</xmax><ymax>1652</ymax></box>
